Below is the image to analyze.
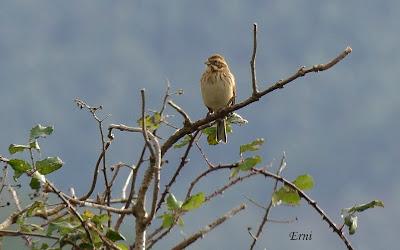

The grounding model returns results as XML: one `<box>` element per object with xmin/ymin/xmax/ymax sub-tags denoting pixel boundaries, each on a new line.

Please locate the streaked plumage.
<box><xmin>200</xmin><ymin>54</ymin><xmax>236</xmax><ymax>143</ymax></box>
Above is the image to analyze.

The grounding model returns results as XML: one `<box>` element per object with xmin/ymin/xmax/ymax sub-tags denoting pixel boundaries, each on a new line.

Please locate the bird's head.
<box><xmin>205</xmin><ymin>54</ymin><xmax>228</xmax><ymax>71</ymax></box>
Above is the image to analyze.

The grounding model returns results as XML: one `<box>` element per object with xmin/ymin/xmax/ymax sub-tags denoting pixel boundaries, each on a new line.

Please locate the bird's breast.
<box><xmin>201</xmin><ymin>73</ymin><xmax>234</xmax><ymax>111</ymax></box>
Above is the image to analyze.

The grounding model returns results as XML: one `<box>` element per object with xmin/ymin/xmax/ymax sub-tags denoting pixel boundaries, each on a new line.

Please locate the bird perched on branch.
<box><xmin>200</xmin><ymin>54</ymin><xmax>236</xmax><ymax>143</ymax></box>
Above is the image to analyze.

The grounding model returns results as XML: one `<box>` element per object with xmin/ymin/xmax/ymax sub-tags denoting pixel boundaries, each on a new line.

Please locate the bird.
<box><xmin>200</xmin><ymin>54</ymin><xmax>236</xmax><ymax>143</ymax></box>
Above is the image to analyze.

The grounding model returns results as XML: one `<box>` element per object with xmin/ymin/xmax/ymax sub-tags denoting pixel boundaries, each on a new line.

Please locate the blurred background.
<box><xmin>0</xmin><ymin>0</ymin><xmax>398</xmax><ymax>249</ymax></box>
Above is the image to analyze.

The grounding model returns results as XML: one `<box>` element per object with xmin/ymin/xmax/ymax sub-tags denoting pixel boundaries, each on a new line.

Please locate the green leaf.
<box><xmin>78</xmin><ymin>243</ymin><xmax>93</xmax><ymax>249</ymax></box>
<box><xmin>174</xmin><ymin>135</ymin><xmax>192</xmax><ymax>149</ymax></box>
<box><xmin>8</xmin><ymin>144</ymin><xmax>29</xmax><ymax>154</ymax></box>
<box><xmin>39</xmin><ymin>243</ymin><xmax>49</xmax><ymax>250</ymax></box>
<box><xmin>347</xmin><ymin>200</ymin><xmax>384</xmax><ymax>214</ymax></box>
<box><xmin>115</xmin><ymin>243</ymin><xmax>129</xmax><ymax>250</ymax></box>
<box><xmin>347</xmin><ymin>215</ymin><xmax>358</xmax><ymax>235</ymax></box>
<box><xmin>160</xmin><ymin>213</ymin><xmax>174</xmax><ymax>228</ymax></box>
<box><xmin>230</xmin><ymin>167</ymin><xmax>240</xmax><ymax>179</ymax></box>
<box><xmin>177</xmin><ymin>217</ymin><xmax>184</xmax><ymax>227</ymax></box>
<box><xmin>48</xmin><ymin>221</ymin><xmax>76</xmax><ymax>236</ymax></box>
<box><xmin>203</xmin><ymin>127</ymin><xmax>218</xmax><ymax>145</ymax></box>
<box><xmin>238</xmin><ymin>155</ymin><xmax>262</xmax><ymax>171</ymax></box>
<box><xmin>203</xmin><ymin>127</ymin><xmax>217</xmax><ymax>135</ymax></box>
<box><xmin>240</xmin><ymin>138</ymin><xmax>265</xmax><ymax>154</ymax></box>
<box><xmin>166</xmin><ymin>193</ymin><xmax>182</xmax><ymax>211</ymax></box>
<box><xmin>92</xmin><ymin>214</ymin><xmax>109</xmax><ymax>225</ymax></box>
<box><xmin>21</xmin><ymin>223</ymin><xmax>43</xmax><ymax>233</ymax></box>
<box><xmin>293</xmin><ymin>174</ymin><xmax>314</xmax><ymax>190</ymax></box>
<box><xmin>226</xmin><ymin>123</ymin><xmax>232</xmax><ymax>133</ymax></box>
<box><xmin>30</xmin><ymin>177</ymin><xmax>41</xmax><ymax>190</ymax></box>
<box><xmin>29</xmin><ymin>124</ymin><xmax>54</xmax><ymax>142</ymax></box>
<box><xmin>227</xmin><ymin>112</ymin><xmax>248</xmax><ymax>125</ymax></box>
<box><xmin>272</xmin><ymin>185</ymin><xmax>301</xmax><ymax>206</ymax></box>
<box><xmin>27</xmin><ymin>201</ymin><xmax>45</xmax><ymax>216</ymax></box>
<box><xmin>182</xmin><ymin>192</ymin><xmax>205</xmax><ymax>211</ymax></box>
<box><xmin>16</xmin><ymin>213</ymin><xmax>26</xmax><ymax>226</ymax></box>
<box><xmin>8</xmin><ymin>159</ymin><xmax>32</xmax><ymax>180</ymax></box>
<box><xmin>30</xmin><ymin>140</ymin><xmax>41</xmax><ymax>151</ymax></box>
<box><xmin>32</xmin><ymin>171</ymin><xmax>46</xmax><ymax>184</ymax></box>
<box><xmin>36</xmin><ymin>157</ymin><xmax>64</xmax><ymax>175</ymax></box>
<box><xmin>137</xmin><ymin>112</ymin><xmax>162</xmax><ymax>132</ymax></box>
<box><xmin>82</xmin><ymin>210</ymin><xmax>95</xmax><ymax>220</ymax></box>
<box><xmin>106</xmin><ymin>229</ymin><xmax>126</xmax><ymax>242</ymax></box>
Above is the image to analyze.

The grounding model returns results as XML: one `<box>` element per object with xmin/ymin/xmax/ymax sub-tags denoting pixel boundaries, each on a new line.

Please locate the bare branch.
<box><xmin>79</xmin><ymin>140</ymin><xmax>112</xmax><ymax>201</ymax></box>
<box><xmin>146</xmin><ymin>225</ymin><xmax>174</xmax><ymax>250</ymax></box>
<box><xmin>205</xmin><ymin>171</ymin><xmax>258</xmax><ymax>202</ymax></box>
<box><xmin>250</xmin><ymin>23</ymin><xmax>258</xmax><ymax>95</ymax></box>
<box><xmin>159</xmin><ymin>80</ymin><xmax>171</xmax><ymax>115</ymax></box>
<box><xmin>141</xmin><ymin>89</ymin><xmax>155</xmax><ymax>157</ymax></box>
<box><xmin>0</xmin><ymin>209</ymin><xmax>28</xmax><ymax>230</ymax></box>
<box><xmin>0</xmin><ymin>229</ymin><xmax>60</xmax><ymax>240</ymax></box>
<box><xmin>186</xmin><ymin>164</ymin><xmax>237</xmax><ymax>200</ymax></box>
<box><xmin>168</xmin><ymin>100</ymin><xmax>192</xmax><ymax>126</ymax></box>
<box><xmin>115</xmin><ymin>146</ymin><xmax>146</xmax><ymax>231</ymax></box>
<box><xmin>171</xmin><ymin>204</ymin><xmax>246</xmax><ymax>250</ymax></box>
<box><xmin>194</xmin><ymin>140</ymin><xmax>214</xmax><ymax>168</ymax></box>
<box><xmin>63</xmin><ymin>194</ymin><xmax>133</xmax><ymax>215</ymax></box>
<box><xmin>156</xmin><ymin>130</ymin><xmax>199</xmax><ymax>213</ymax></box>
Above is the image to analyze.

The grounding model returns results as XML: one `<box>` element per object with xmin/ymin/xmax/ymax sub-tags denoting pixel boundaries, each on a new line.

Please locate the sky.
<box><xmin>0</xmin><ymin>1</ymin><xmax>399</xmax><ymax>249</ymax></box>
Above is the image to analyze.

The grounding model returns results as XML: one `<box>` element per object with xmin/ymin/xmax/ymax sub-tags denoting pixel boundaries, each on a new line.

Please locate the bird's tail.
<box><xmin>216</xmin><ymin>119</ymin><xmax>227</xmax><ymax>143</ymax></box>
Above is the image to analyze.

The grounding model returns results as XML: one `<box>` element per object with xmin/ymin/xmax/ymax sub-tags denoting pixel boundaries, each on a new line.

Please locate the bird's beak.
<box><xmin>204</xmin><ymin>61</ymin><xmax>210</xmax><ymax>65</ymax></box>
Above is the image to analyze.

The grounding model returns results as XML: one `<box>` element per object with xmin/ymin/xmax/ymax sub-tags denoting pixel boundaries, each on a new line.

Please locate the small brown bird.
<box><xmin>200</xmin><ymin>54</ymin><xmax>236</xmax><ymax>143</ymax></box>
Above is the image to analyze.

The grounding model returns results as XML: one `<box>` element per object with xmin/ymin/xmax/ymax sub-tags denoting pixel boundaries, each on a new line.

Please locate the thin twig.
<box><xmin>156</xmin><ymin>131</ymin><xmax>199</xmax><ymax>213</ymax></box>
<box><xmin>205</xmin><ymin>171</ymin><xmax>258</xmax><ymax>202</ymax></box>
<box><xmin>7</xmin><ymin>186</ymin><xmax>33</xmax><ymax>245</ymax></box>
<box><xmin>250</xmin><ymin>153</ymin><xmax>285</xmax><ymax>249</ymax></box>
<box><xmin>168</xmin><ymin>100</ymin><xmax>192</xmax><ymax>126</ymax></box>
<box><xmin>0</xmin><ymin>229</ymin><xmax>60</xmax><ymax>240</ymax></box>
<box><xmin>159</xmin><ymin>80</ymin><xmax>171</xmax><ymax>116</ymax></box>
<box><xmin>75</xmin><ymin>99</ymin><xmax>114</xmax><ymax>202</ymax></box>
<box><xmin>194</xmin><ymin>140</ymin><xmax>214</xmax><ymax>168</ymax></box>
<box><xmin>140</xmin><ymin>89</ymin><xmax>155</xmax><ymax>157</ymax></box>
<box><xmin>63</xmin><ymin>194</ymin><xmax>133</xmax><ymax>215</ymax></box>
<box><xmin>250</xmin><ymin>23</ymin><xmax>258</xmax><ymax>95</ymax></box>
<box><xmin>79</xmin><ymin>140</ymin><xmax>112</xmax><ymax>201</ymax></box>
<box><xmin>97</xmin><ymin>119</ymin><xmax>112</xmax><ymax>227</ymax></box>
<box><xmin>115</xmin><ymin>146</ymin><xmax>146</xmax><ymax>231</ymax></box>
<box><xmin>185</xmin><ymin>164</ymin><xmax>237</xmax><ymax>200</ymax></box>
<box><xmin>171</xmin><ymin>204</ymin><xmax>246</xmax><ymax>250</ymax></box>
<box><xmin>244</xmin><ymin>195</ymin><xmax>267</xmax><ymax>210</ymax></box>
<box><xmin>146</xmin><ymin>225</ymin><xmax>174</xmax><ymax>250</ymax></box>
